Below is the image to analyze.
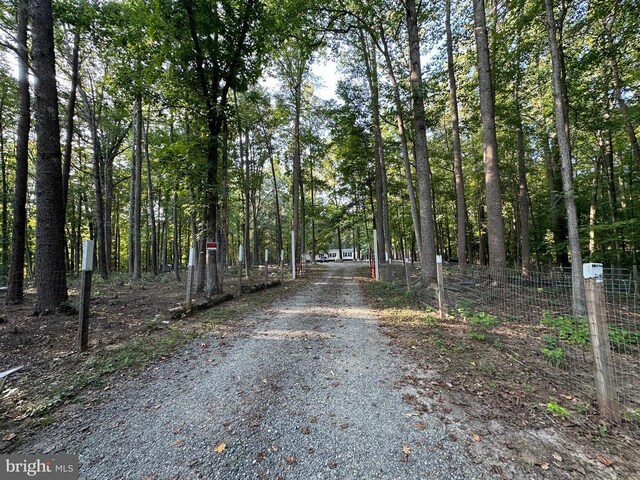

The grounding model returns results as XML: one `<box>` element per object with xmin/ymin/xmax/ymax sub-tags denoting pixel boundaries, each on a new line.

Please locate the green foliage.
<box><xmin>541</xmin><ymin>335</ymin><xmax>566</xmax><ymax>367</ymax></box>
<box><xmin>542</xmin><ymin>310</ymin><xmax>640</xmax><ymax>351</ymax></box>
<box><xmin>466</xmin><ymin>311</ymin><xmax>498</xmax><ymax>342</ymax></box>
<box><xmin>546</xmin><ymin>401</ymin><xmax>570</xmax><ymax>419</ymax></box>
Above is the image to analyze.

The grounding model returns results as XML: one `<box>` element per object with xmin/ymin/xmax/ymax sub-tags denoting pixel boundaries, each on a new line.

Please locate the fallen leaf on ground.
<box><xmin>271</xmin><ymin>444</ymin><xmax>278</xmax><ymax>452</ymax></box>
<box><xmin>285</xmin><ymin>454</ymin><xmax>296</xmax><ymax>465</ymax></box>
<box><xmin>327</xmin><ymin>460</ymin><xmax>337</xmax><ymax>469</ymax></box>
<box><xmin>448</xmin><ymin>433</ymin><xmax>458</xmax><ymax>442</ymax></box>
<box><xmin>541</xmin><ymin>463</ymin><xmax>550</xmax><ymax>470</ymax></box>
<box><xmin>340</xmin><ymin>423</ymin><xmax>350</xmax><ymax>430</ymax></box>
<box><xmin>552</xmin><ymin>453</ymin><xmax>563</xmax><ymax>462</ymax></box>
<box><xmin>212</xmin><ymin>443</ymin><xmax>226</xmax><ymax>453</ymax></box>
<box><xmin>172</xmin><ymin>426</ymin><xmax>181</xmax><ymax>435</ymax></box>
<box><xmin>415</xmin><ymin>422</ymin><xmax>426</xmax><ymax>430</ymax></box>
<box><xmin>403</xmin><ymin>446</ymin><xmax>412</xmax><ymax>454</ymax></box>
<box><xmin>301</xmin><ymin>426</ymin><xmax>310</xmax><ymax>434</ymax></box>
<box><xmin>400</xmin><ymin>453</ymin><xmax>409</xmax><ymax>463</ymax></box>
<box><xmin>472</xmin><ymin>434</ymin><xmax>481</xmax><ymax>442</ymax></box>
<box><xmin>2</xmin><ymin>432</ymin><xmax>16</xmax><ymax>442</ymax></box>
<box><xmin>597</xmin><ymin>455</ymin><xmax>613</xmax><ymax>466</ymax></box>
<box><xmin>173</xmin><ymin>440</ymin><xmax>185</xmax><ymax>448</ymax></box>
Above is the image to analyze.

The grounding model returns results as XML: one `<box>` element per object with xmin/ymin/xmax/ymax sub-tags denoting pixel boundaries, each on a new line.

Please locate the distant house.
<box><xmin>325</xmin><ymin>248</ymin><xmax>354</xmax><ymax>261</ymax></box>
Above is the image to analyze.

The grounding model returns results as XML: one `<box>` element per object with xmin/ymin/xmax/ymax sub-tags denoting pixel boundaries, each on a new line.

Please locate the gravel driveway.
<box><xmin>22</xmin><ymin>263</ymin><xmax>487</xmax><ymax>479</ymax></box>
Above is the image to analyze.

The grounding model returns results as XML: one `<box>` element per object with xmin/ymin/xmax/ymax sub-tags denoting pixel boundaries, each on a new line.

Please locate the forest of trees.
<box><xmin>0</xmin><ymin>0</ymin><xmax>638</xmax><ymax>313</ymax></box>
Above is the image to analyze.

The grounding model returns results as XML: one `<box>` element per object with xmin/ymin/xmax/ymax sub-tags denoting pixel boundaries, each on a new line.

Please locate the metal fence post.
<box><xmin>77</xmin><ymin>240</ymin><xmax>94</xmax><ymax>352</ymax></box>
<box><xmin>583</xmin><ymin>263</ymin><xmax>620</xmax><ymax>423</ymax></box>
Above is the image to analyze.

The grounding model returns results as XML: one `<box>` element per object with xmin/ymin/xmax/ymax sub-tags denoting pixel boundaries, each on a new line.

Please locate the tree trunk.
<box><xmin>445</xmin><ymin>0</ymin><xmax>468</xmax><ymax>270</ymax></box>
<box><xmin>32</xmin><ymin>0</ymin><xmax>68</xmax><ymax>310</ymax></box>
<box><xmin>545</xmin><ymin>0</ymin><xmax>585</xmax><ymax>315</ymax></box>
<box><xmin>515</xmin><ymin>87</ymin><xmax>531</xmax><ymax>276</ymax></box>
<box><xmin>144</xmin><ymin>112</ymin><xmax>158</xmax><ymax>275</ymax></box>
<box><xmin>173</xmin><ymin>192</ymin><xmax>181</xmax><ymax>281</ymax></box>
<box><xmin>79</xmin><ymin>84</ymin><xmax>108</xmax><ymax>279</ymax></box>
<box><xmin>0</xmin><ymin>85</ymin><xmax>8</xmax><ymax>280</ymax></box>
<box><xmin>133</xmin><ymin>94</ymin><xmax>143</xmax><ymax>279</ymax></box>
<box><xmin>378</xmin><ymin>24</ymin><xmax>422</xmax><ymax>261</ymax></box>
<box><xmin>404</xmin><ymin>0</ymin><xmax>437</xmax><ymax>284</ymax></box>
<box><xmin>7</xmin><ymin>0</ymin><xmax>30</xmax><ymax>303</ymax></box>
<box><xmin>62</xmin><ymin>30</ymin><xmax>79</xmax><ymax>220</ymax></box>
<box><xmin>473</xmin><ymin>0</ymin><xmax>506</xmax><ymax>275</ymax></box>
<box><xmin>268</xmin><ymin>136</ymin><xmax>283</xmax><ymax>258</ymax></box>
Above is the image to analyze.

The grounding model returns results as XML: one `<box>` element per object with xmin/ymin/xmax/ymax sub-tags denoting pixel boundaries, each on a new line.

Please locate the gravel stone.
<box><xmin>22</xmin><ymin>263</ymin><xmax>487</xmax><ymax>479</ymax></box>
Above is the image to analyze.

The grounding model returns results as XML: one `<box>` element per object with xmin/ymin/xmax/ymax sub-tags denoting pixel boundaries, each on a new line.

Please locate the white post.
<box><xmin>291</xmin><ymin>230</ymin><xmax>296</xmax><ymax>280</ymax></box>
<box><xmin>280</xmin><ymin>248</ymin><xmax>284</xmax><ymax>284</ymax></box>
<box><xmin>78</xmin><ymin>240</ymin><xmax>95</xmax><ymax>351</ymax></box>
<box><xmin>373</xmin><ymin>229</ymin><xmax>380</xmax><ymax>280</ymax></box>
<box><xmin>436</xmin><ymin>255</ymin><xmax>444</xmax><ymax>319</ymax></box>
<box><xmin>264</xmin><ymin>249</ymin><xmax>269</xmax><ymax>286</ymax></box>
<box><xmin>186</xmin><ymin>247</ymin><xmax>196</xmax><ymax>311</ymax></box>
<box><xmin>238</xmin><ymin>244</ymin><xmax>244</xmax><ymax>295</ymax></box>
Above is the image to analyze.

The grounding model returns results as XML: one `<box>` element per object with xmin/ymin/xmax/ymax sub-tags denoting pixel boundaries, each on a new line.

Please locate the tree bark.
<box><xmin>404</xmin><ymin>0</ymin><xmax>437</xmax><ymax>284</ymax></box>
<box><xmin>473</xmin><ymin>0</ymin><xmax>507</xmax><ymax>275</ymax></box>
<box><xmin>378</xmin><ymin>24</ymin><xmax>422</xmax><ymax>261</ymax></box>
<box><xmin>62</xmin><ymin>30</ymin><xmax>79</xmax><ymax>220</ymax></box>
<box><xmin>132</xmin><ymin>94</ymin><xmax>143</xmax><ymax>279</ymax></box>
<box><xmin>545</xmin><ymin>0</ymin><xmax>586</xmax><ymax>315</ymax></box>
<box><xmin>173</xmin><ymin>191</ymin><xmax>181</xmax><ymax>281</ymax></box>
<box><xmin>515</xmin><ymin>92</ymin><xmax>531</xmax><ymax>276</ymax></box>
<box><xmin>79</xmin><ymin>83</ymin><xmax>108</xmax><ymax>279</ymax></box>
<box><xmin>32</xmin><ymin>0</ymin><xmax>68</xmax><ymax>310</ymax></box>
<box><xmin>445</xmin><ymin>0</ymin><xmax>468</xmax><ymax>270</ymax></box>
<box><xmin>144</xmin><ymin>111</ymin><xmax>158</xmax><ymax>275</ymax></box>
<box><xmin>7</xmin><ymin>0</ymin><xmax>30</xmax><ymax>303</ymax></box>
<box><xmin>0</xmin><ymin>84</ymin><xmax>8</xmax><ymax>280</ymax></box>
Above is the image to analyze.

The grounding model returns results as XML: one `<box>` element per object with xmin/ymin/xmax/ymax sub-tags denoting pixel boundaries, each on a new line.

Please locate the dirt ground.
<box><xmin>364</xmin><ymin>266</ymin><xmax>640</xmax><ymax>478</ymax></box>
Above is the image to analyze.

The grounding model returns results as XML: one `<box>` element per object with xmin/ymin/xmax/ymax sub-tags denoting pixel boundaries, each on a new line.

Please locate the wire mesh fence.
<box><xmin>434</xmin><ymin>263</ymin><xmax>640</xmax><ymax>434</ymax></box>
<box><xmin>382</xmin><ymin>264</ymin><xmax>640</xmax><ymax>436</ymax></box>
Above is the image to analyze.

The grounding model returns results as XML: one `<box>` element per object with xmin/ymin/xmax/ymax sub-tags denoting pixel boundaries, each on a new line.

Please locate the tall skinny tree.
<box><xmin>404</xmin><ymin>0</ymin><xmax>437</xmax><ymax>284</ymax></box>
<box><xmin>544</xmin><ymin>0</ymin><xmax>585</xmax><ymax>315</ymax></box>
<box><xmin>6</xmin><ymin>0</ymin><xmax>29</xmax><ymax>304</ymax></box>
<box><xmin>32</xmin><ymin>0</ymin><xmax>68</xmax><ymax>309</ymax></box>
<box><xmin>472</xmin><ymin>0</ymin><xmax>506</xmax><ymax>275</ymax></box>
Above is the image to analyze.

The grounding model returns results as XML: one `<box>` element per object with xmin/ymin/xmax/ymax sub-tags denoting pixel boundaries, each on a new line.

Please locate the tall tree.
<box><xmin>6</xmin><ymin>0</ymin><xmax>29</xmax><ymax>303</ymax></box>
<box><xmin>544</xmin><ymin>0</ymin><xmax>585</xmax><ymax>315</ymax></box>
<box><xmin>404</xmin><ymin>0</ymin><xmax>437</xmax><ymax>284</ymax></box>
<box><xmin>472</xmin><ymin>0</ymin><xmax>506</xmax><ymax>275</ymax></box>
<box><xmin>32</xmin><ymin>0</ymin><xmax>68</xmax><ymax>309</ymax></box>
<box><xmin>445</xmin><ymin>0</ymin><xmax>467</xmax><ymax>269</ymax></box>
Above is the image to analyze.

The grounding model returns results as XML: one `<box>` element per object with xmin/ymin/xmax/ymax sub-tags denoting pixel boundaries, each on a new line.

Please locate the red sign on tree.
<box><xmin>206</xmin><ymin>242</ymin><xmax>218</xmax><ymax>250</ymax></box>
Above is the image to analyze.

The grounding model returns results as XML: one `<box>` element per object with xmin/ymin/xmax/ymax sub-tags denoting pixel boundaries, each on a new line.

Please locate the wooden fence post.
<box><xmin>583</xmin><ymin>263</ymin><xmax>620</xmax><ymax>423</ymax></box>
<box><xmin>436</xmin><ymin>255</ymin><xmax>445</xmax><ymax>319</ymax></box>
<box><xmin>186</xmin><ymin>247</ymin><xmax>196</xmax><ymax>311</ymax></box>
<box><xmin>238</xmin><ymin>245</ymin><xmax>243</xmax><ymax>296</ymax></box>
<box><xmin>77</xmin><ymin>240</ymin><xmax>94</xmax><ymax>352</ymax></box>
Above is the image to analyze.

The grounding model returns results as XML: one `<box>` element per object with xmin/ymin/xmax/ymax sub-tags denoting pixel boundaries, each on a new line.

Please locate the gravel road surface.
<box><xmin>23</xmin><ymin>263</ymin><xmax>488</xmax><ymax>479</ymax></box>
